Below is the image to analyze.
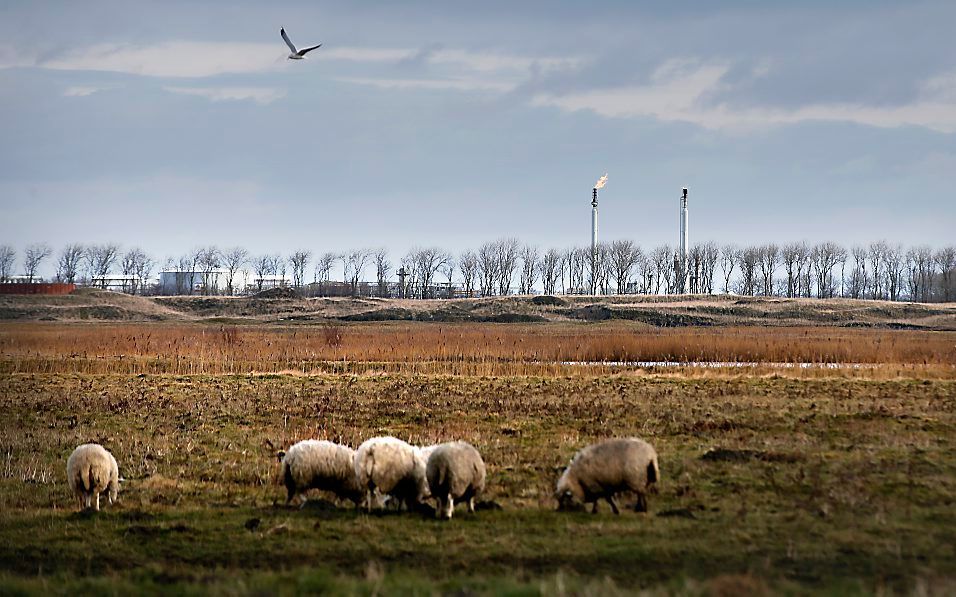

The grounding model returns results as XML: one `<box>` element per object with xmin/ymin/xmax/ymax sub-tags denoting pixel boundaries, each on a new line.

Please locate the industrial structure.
<box><xmin>679</xmin><ymin>187</ymin><xmax>689</xmax><ymax>291</ymax></box>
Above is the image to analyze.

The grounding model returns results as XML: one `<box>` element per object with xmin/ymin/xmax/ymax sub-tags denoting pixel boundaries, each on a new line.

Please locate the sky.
<box><xmin>1</xmin><ymin>0</ymin><xmax>954</xmax><ymax>278</ymax></box>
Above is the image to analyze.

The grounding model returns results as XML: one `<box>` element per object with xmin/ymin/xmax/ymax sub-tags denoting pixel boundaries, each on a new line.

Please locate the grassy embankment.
<box><xmin>1</xmin><ymin>346</ymin><xmax>955</xmax><ymax>593</ymax></box>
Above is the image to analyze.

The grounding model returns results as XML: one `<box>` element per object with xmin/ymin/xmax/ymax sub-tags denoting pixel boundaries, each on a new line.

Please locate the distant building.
<box><xmin>156</xmin><ymin>269</ymin><xmax>296</xmax><ymax>295</ymax></box>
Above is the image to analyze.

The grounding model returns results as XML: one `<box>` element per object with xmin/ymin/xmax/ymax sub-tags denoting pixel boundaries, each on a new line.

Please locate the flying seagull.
<box><xmin>280</xmin><ymin>27</ymin><xmax>322</xmax><ymax>60</ymax></box>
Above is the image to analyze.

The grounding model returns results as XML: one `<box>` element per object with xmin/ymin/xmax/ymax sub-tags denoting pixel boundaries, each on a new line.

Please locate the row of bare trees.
<box><xmin>2</xmin><ymin>240</ymin><xmax>955</xmax><ymax>302</ymax></box>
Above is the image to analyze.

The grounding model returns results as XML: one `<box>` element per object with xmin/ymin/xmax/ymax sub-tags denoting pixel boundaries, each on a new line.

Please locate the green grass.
<box><xmin>1</xmin><ymin>373</ymin><xmax>955</xmax><ymax>594</ymax></box>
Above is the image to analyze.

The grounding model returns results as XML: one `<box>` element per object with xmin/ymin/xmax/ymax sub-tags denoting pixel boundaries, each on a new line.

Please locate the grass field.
<box><xmin>1</xmin><ymin>321</ymin><xmax>955</xmax><ymax>595</ymax></box>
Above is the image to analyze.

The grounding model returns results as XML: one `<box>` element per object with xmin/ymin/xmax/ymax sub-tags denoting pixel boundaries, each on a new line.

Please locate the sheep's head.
<box><xmin>554</xmin><ymin>468</ymin><xmax>584</xmax><ymax>511</ymax></box>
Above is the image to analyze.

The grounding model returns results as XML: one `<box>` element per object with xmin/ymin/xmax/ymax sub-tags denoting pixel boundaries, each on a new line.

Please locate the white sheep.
<box><xmin>555</xmin><ymin>437</ymin><xmax>659</xmax><ymax>515</ymax></box>
<box><xmin>354</xmin><ymin>436</ymin><xmax>429</xmax><ymax>512</ymax></box>
<box><xmin>66</xmin><ymin>443</ymin><xmax>120</xmax><ymax>512</ymax></box>
<box><xmin>425</xmin><ymin>441</ymin><xmax>486</xmax><ymax>520</ymax></box>
<box><xmin>279</xmin><ymin>440</ymin><xmax>367</xmax><ymax>508</ymax></box>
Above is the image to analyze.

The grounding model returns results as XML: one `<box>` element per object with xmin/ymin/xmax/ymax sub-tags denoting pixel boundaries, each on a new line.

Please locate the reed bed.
<box><xmin>1</xmin><ymin>322</ymin><xmax>953</xmax><ymax>377</ymax></box>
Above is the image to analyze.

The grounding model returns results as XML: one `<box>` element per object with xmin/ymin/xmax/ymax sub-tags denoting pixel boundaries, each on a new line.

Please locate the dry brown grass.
<box><xmin>1</xmin><ymin>322</ymin><xmax>953</xmax><ymax>377</ymax></box>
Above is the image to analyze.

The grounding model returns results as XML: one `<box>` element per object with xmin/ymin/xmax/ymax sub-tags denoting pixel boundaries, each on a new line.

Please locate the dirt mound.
<box><xmin>253</xmin><ymin>287</ymin><xmax>299</xmax><ymax>299</ymax></box>
<box><xmin>568</xmin><ymin>304</ymin><xmax>716</xmax><ymax>326</ymax></box>
<box><xmin>341</xmin><ymin>306</ymin><xmax>546</xmax><ymax>323</ymax></box>
<box><xmin>530</xmin><ymin>295</ymin><xmax>567</xmax><ymax>307</ymax></box>
<box><xmin>0</xmin><ymin>289</ymin><xmax>180</xmax><ymax>321</ymax></box>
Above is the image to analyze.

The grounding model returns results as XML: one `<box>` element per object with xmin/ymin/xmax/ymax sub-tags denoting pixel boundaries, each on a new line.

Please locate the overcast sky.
<box><xmin>1</xmin><ymin>0</ymin><xmax>954</xmax><ymax>277</ymax></box>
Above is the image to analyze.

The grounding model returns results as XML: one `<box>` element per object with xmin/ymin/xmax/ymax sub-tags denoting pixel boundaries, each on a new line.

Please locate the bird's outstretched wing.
<box><xmin>298</xmin><ymin>44</ymin><xmax>322</xmax><ymax>56</ymax></box>
<box><xmin>280</xmin><ymin>28</ymin><xmax>297</xmax><ymax>53</ymax></box>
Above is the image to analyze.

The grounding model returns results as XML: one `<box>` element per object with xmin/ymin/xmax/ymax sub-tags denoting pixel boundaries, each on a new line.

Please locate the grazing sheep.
<box><xmin>354</xmin><ymin>436</ymin><xmax>429</xmax><ymax>512</ymax></box>
<box><xmin>415</xmin><ymin>443</ymin><xmax>441</xmax><ymax>499</ymax></box>
<box><xmin>425</xmin><ymin>441</ymin><xmax>486</xmax><ymax>520</ymax></box>
<box><xmin>66</xmin><ymin>443</ymin><xmax>120</xmax><ymax>512</ymax></box>
<box><xmin>279</xmin><ymin>440</ymin><xmax>366</xmax><ymax>508</ymax></box>
<box><xmin>555</xmin><ymin>437</ymin><xmax>659</xmax><ymax>515</ymax></box>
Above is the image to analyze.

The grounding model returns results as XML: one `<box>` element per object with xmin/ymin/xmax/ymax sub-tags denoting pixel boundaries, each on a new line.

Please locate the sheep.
<box><xmin>66</xmin><ymin>443</ymin><xmax>120</xmax><ymax>512</ymax></box>
<box><xmin>425</xmin><ymin>441</ymin><xmax>486</xmax><ymax>520</ymax></box>
<box><xmin>414</xmin><ymin>443</ymin><xmax>441</xmax><ymax>499</ymax></box>
<box><xmin>279</xmin><ymin>440</ymin><xmax>367</xmax><ymax>508</ymax></box>
<box><xmin>555</xmin><ymin>437</ymin><xmax>659</xmax><ymax>515</ymax></box>
<box><xmin>354</xmin><ymin>436</ymin><xmax>429</xmax><ymax>513</ymax></box>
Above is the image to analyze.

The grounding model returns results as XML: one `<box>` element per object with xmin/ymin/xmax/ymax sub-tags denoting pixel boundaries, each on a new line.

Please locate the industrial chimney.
<box><xmin>591</xmin><ymin>173</ymin><xmax>607</xmax><ymax>262</ymax></box>
<box><xmin>680</xmin><ymin>187</ymin><xmax>689</xmax><ymax>292</ymax></box>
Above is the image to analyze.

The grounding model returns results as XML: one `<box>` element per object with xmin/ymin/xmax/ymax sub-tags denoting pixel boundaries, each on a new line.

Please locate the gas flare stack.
<box><xmin>591</xmin><ymin>173</ymin><xmax>607</xmax><ymax>259</ymax></box>
<box><xmin>680</xmin><ymin>187</ymin><xmax>689</xmax><ymax>292</ymax></box>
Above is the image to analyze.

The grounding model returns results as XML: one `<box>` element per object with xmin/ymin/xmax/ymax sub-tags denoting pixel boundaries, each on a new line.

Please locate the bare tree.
<box><xmin>568</xmin><ymin>248</ymin><xmax>588</xmax><ymax>294</ymax></box>
<box><xmin>649</xmin><ymin>245</ymin><xmax>671</xmax><ymax>295</ymax></box>
<box><xmin>868</xmin><ymin>241</ymin><xmax>888</xmax><ymax>300</ymax></box>
<box><xmin>343</xmin><ymin>249</ymin><xmax>371</xmax><ymax>296</ymax></box>
<box><xmin>85</xmin><ymin>244</ymin><xmax>120</xmax><ymax>288</ymax></box>
<box><xmin>23</xmin><ymin>243</ymin><xmax>52</xmax><ymax>283</ymax></box>
<box><xmin>848</xmin><ymin>245</ymin><xmax>868</xmax><ymax>299</ymax></box>
<box><xmin>314</xmin><ymin>252</ymin><xmax>338</xmax><ymax>286</ymax></box>
<box><xmin>289</xmin><ymin>249</ymin><xmax>312</xmax><ymax>288</ymax></box>
<box><xmin>459</xmin><ymin>250</ymin><xmax>479</xmax><ymax>297</ymax></box>
<box><xmin>373</xmin><ymin>248</ymin><xmax>391</xmax><ymax>297</ymax></box>
<box><xmin>718</xmin><ymin>244</ymin><xmax>738</xmax><ymax>294</ymax></box>
<box><xmin>222</xmin><ymin>247</ymin><xmax>249</xmax><ymax>296</ymax></box>
<box><xmin>56</xmin><ymin>244</ymin><xmax>84</xmax><ymax>284</ymax></box>
<box><xmin>811</xmin><ymin>242</ymin><xmax>845</xmax><ymax>299</ymax></box>
<box><xmin>198</xmin><ymin>246</ymin><xmax>221</xmax><ymax>295</ymax></box>
<box><xmin>518</xmin><ymin>244</ymin><xmax>540</xmax><ymax>295</ymax></box>
<box><xmin>884</xmin><ymin>243</ymin><xmax>906</xmax><ymax>301</ymax></box>
<box><xmin>934</xmin><ymin>246</ymin><xmax>956</xmax><ymax>302</ymax></box>
<box><xmin>121</xmin><ymin>248</ymin><xmax>147</xmax><ymax>293</ymax></box>
<box><xmin>796</xmin><ymin>243</ymin><xmax>814</xmax><ymax>297</ymax></box>
<box><xmin>0</xmin><ymin>245</ymin><xmax>15</xmax><ymax>282</ymax></box>
<box><xmin>440</xmin><ymin>256</ymin><xmax>456</xmax><ymax>298</ymax></box>
<box><xmin>252</xmin><ymin>254</ymin><xmax>272</xmax><ymax>292</ymax></box>
<box><xmin>134</xmin><ymin>251</ymin><xmax>154</xmax><ymax>295</ymax></box>
<box><xmin>477</xmin><ymin>242</ymin><xmax>499</xmax><ymax>296</ymax></box>
<box><xmin>757</xmin><ymin>243</ymin><xmax>779</xmax><ymax>296</ymax></box>
<box><xmin>781</xmin><ymin>242</ymin><xmax>804</xmax><ymax>298</ymax></box>
<box><xmin>737</xmin><ymin>246</ymin><xmax>760</xmax><ymax>296</ymax></box>
<box><xmin>912</xmin><ymin>245</ymin><xmax>934</xmax><ymax>302</ymax></box>
<box><xmin>699</xmin><ymin>241</ymin><xmax>719</xmax><ymax>294</ymax></box>
<box><xmin>609</xmin><ymin>240</ymin><xmax>640</xmax><ymax>294</ymax></box>
<box><xmin>540</xmin><ymin>248</ymin><xmax>564</xmax><ymax>296</ymax></box>
<box><xmin>406</xmin><ymin>247</ymin><xmax>449</xmax><ymax>298</ymax></box>
<box><xmin>495</xmin><ymin>237</ymin><xmax>521</xmax><ymax>296</ymax></box>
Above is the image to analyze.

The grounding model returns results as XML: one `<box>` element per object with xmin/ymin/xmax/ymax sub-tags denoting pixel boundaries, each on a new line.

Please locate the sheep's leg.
<box><xmin>468</xmin><ymin>496</ymin><xmax>476</xmax><ymax>514</ymax></box>
<box><xmin>606</xmin><ymin>495</ymin><xmax>620</xmax><ymax>515</ymax></box>
<box><xmin>84</xmin><ymin>493</ymin><xmax>92</xmax><ymax>510</ymax></box>
<box><xmin>438</xmin><ymin>495</ymin><xmax>454</xmax><ymax>520</ymax></box>
<box><xmin>635</xmin><ymin>493</ymin><xmax>647</xmax><ymax>513</ymax></box>
<box><xmin>591</xmin><ymin>501</ymin><xmax>599</xmax><ymax>514</ymax></box>
<box><xmin>366</xmin><ymin>489</ymin><xmax>374</xmax><ymax>514</ymax></box>
<box><xmin>94</xmin><ymin>493</ymin><xmax>101</xmax><ymax>512</ymax></box>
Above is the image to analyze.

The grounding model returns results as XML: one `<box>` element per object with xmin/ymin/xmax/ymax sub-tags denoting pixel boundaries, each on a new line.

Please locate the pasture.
<box><xmin>0</xmin><ymin>322</ymin><xmax>954</xmax><ymax>594</ymax></box>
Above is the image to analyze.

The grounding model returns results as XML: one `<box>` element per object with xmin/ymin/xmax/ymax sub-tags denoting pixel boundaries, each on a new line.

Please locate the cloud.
<box><xmin>164</xmin><ymin>86</ymin><xmax>286</xmax><ymax>104</ymax></box>
<box><xmin>63</xmin><ymin>86</ymin><xmax>108</xmax><ymax>97</ymax></box>
<box><xmin>531</xmin><ymin>60</ymin><xmax>956</xmax><ymax>134</ymax></box>
<box><xmin>4</xmin><ymin>42</ymin><xmax>411</xmax><ymax>78</ymax></box>
<box><xmin>336</xmin><ymin>49</ymin><xmax>580</xmax><ymax>95</ymax></box>
<box><xmin>36</xmin><ymin>42</ymin><xmax>284</xmax><ymax>78</ymax></box>
<box><xmin>335</xmin><ymin>76</ymin><xmax>512</xmax><ymax>92</ymax></box>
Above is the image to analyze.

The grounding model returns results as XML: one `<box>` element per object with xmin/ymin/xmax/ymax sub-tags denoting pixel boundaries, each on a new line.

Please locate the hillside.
<box><xmin>1</xmin><ymin>288</ymin><xmax>955</xmax><ymax>329</ymax></box>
